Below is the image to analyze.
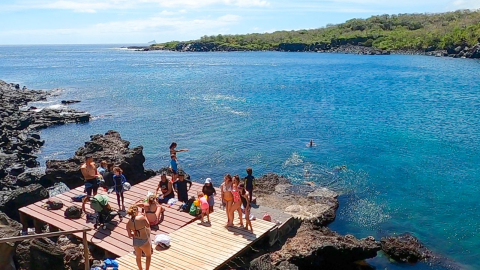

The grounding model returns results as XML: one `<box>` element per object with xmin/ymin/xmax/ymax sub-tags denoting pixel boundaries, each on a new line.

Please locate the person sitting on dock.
<box><xmin>80</xmin><ymin>154</ymin><xmax>101</xmax><ymax>212</ymax></box>
<box><xmin>156</xmin><ymin>174</ymin><xmax>174</xmax><ymax>204</ymax></box>
<box><xmin>136</xmin><ymin>194</ymin><xmax>164</xmax><ymax>227</ymax></box>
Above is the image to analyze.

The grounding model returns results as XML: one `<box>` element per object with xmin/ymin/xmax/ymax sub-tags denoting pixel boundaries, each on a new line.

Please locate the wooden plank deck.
<box><xmin>18</xmin><ymin>175</ymin><xmax>226</xmax><ymax>256</ymax></box>
<box><xmin>116</xmin><ymin>210</ymin><xmax>277</xmax><ymax>270</ymax></box>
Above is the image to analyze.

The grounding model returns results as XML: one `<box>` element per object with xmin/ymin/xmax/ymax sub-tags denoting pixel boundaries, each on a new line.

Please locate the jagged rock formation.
<box><xmin>250</xmin><ymin>223</ymin><xmax>381</xmax><ymax>269</ymax></box>
<box><xmin>44</xmin><ymin>130</ymin><xmax>150</xmax><ymax>189</ymax></box>
<box><xmin>0</xmin><ymin>80</ymin><xmax>90</xmax><ymax>191</ymax></box>
<box><xmin>380</xmin><ymin>233</ymin><xmax>433</xmax><ymax>263</ymax></box>
<box><xmin>0</xmin><ymin>211</ymin><xmax>22</xmax><ymax>270</ymax></box>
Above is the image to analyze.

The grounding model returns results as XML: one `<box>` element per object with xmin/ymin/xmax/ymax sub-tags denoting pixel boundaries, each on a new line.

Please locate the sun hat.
<box><xmin>205</xmin><ymin>178</ymin><xmax>212</xmax><ymax>184</ymax></box>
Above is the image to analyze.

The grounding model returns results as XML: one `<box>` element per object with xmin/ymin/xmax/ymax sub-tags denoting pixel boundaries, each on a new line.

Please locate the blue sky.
<box><xmin>0</xmin><ymin>0</ymin><xmax>479</xmax><ymax>44</ymax></box>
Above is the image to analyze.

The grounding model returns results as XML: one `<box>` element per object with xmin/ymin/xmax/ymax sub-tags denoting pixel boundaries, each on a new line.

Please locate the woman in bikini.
<box><xmin>220</xmin><ymin>174</ymin><xmax>234</xmax><ymax>226</ymax></box>
<box><xmin>136</xmin><ymin>194</ymin><xmax>164</xmax><ymax>227</ymax></box>
<box><xmin>126</xmin><ymin>205</ymin><xmax>151</xmax><ymax>270</ymax></box>
<box><xmin>169</xmin><ymin>142</ymin><xmax>188</xmax><ymax>158</ymax></box>
<box><xmin>229</xmin><ymin>175</ymin><xmax>244</xmax><ymax>228</ymax></box>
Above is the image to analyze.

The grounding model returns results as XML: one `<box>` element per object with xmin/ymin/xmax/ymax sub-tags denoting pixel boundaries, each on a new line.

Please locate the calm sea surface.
<box><xmin>1</xmin><ymin>44</ymin><xmax>479</xmax><ymax>269</ymax></box>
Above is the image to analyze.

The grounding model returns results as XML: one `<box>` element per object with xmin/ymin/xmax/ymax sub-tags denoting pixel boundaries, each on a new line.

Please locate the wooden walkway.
<box><xmin>116</xmin><ymin>210</ymin><xmax>277</xmax><ymax>270</ymax></box>
<box><xmin>18</xmin><ymin>175</ymin><xmax>226</xmax><ymax>256</ymax></box>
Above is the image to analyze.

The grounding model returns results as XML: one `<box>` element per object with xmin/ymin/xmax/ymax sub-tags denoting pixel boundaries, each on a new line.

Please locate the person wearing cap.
<box><xmin>202</xmin><ymin>178</ymin><xmax>216</xmax><ymax>213</ymax></box>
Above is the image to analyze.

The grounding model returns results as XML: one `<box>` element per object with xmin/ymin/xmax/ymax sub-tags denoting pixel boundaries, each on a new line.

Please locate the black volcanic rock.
<box><xmin>0</xmin><ymin>80</ymin><xmax>90</xmax><ymax>190</ymax></box>
<box><xmin>0</xmin><ymin>211</ymin><xmax>22</xmax><ymax>270</ymax></box>
<box><xmin>250</xmin><ymin>223</ymin><xmax>380</xmax><ymax>269</ymax></box>
<box><xmin>0</xmin><ymin>184</ymin><xmax>48</xmax><ymax>221</ymax></box>
<box><xmin>380</xmin><ymin>233</ymin><xmax>432</xmax><ymax>263</ymax></box>
<box><xmin>44</xmin><ymin>130</ymin><xmax>148</xmax><ymax>189</ymax></box>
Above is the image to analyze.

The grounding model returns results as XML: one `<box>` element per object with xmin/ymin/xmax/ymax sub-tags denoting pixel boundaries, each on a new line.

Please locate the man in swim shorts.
<box><xmin>80</xmin><ymin>154</ymin><xmax>101</xmax><ymax>212</ymax></box>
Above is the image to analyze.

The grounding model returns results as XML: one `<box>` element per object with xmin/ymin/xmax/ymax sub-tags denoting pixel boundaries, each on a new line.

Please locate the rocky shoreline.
<box><xmin>127</xmin><ymin>38</ymin><xmax>480</xmax><ymax>59</ymax></box>
<box><xmin>0</xmin><ymin>80</ymin><xmax>460</xmax><ymax>270</ymax></box>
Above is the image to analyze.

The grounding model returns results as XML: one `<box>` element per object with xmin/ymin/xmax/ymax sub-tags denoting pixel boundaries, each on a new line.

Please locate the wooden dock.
<box><xmin>18</xmin><ymin>175</ymin><xmax>277</xmax><ymax>269</ymax></box>
<box><xmin>116</xmin><ymin>210</ymin><xmax>276</xmax><ymax>270</ymax></box>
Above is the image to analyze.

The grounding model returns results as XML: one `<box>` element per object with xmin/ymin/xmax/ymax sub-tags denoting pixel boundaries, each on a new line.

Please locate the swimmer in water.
<box><xmin>307</xmin><ymin>139</ymin><xmax>316</xmax><ymax>147</ymax></box>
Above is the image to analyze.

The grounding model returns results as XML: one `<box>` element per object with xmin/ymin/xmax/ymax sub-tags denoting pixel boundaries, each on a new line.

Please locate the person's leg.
<box><xmin>245</xmin><ymin>207</ymin><xmax>252</xmax><ymax>231</ymax></box>
<box><xmin>233</xmin><ymin>202</ymin><xmax>243</xmax><ymax>226</ymax></box>
<box><xmin>134</xmin><ymin>246</ymin><xmax>143</xmax><ymax>270</ymax></box>
<box><xmin>208</xmin><ymin>196</ymin><xmax>214</xmax><ymax>213</ymax></box>
<box><xmin>116</xmin><ymin>193</ymin><xmax>121</xmax><ymax>209</ymax></box>
<box><xmin>92</xmin><ymin>180</ymin><xmax>99</xmax><ymax>196</ymax></box>
<box><xmin>247</xmin><ymin>188</ymin><xmax>253</xmax><ymax>203</ymax></box>
<box><xmin>226</xmin><ymin>200</ymin><xmax>233</xmax><ymax>226</ymax></box>
<box><xmin>120</xmin><ymin>192</ymin><xmax>125</xmax><ymax>209</ymax></box>
<box><xmin>155</xmin><ymin>205</ymin><xmax>163</xmax><ymax>221</ymax></box>
<box><xmin>140</xmin><ymin>240</ymin><xmax>152</xmax><ymax>270</ymax></box>
<box><xmin>206</xmin><ymin>210</ymin><xmax>210</xmax><ymax>223</ymax></box>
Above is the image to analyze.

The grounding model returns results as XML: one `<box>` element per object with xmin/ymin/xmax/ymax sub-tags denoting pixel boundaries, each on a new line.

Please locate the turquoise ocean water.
<box><xmin>1</xmin><ymin>44</ymin><xmax>479</xmax><ymax>269</ymax></box>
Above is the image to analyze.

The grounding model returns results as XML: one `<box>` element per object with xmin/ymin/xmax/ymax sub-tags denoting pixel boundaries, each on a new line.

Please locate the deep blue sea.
<box><xmin>1</xmin><ymin>44</ymin><xmax>479</xmax><ymax>269</ymax></box>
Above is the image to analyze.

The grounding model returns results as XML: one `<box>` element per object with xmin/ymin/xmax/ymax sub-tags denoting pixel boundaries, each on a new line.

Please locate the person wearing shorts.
<box><xmin>80</xmin><ymin>154</ymin><xmax>101</xmax><ymax>212</ymax></box>
<box><xmin>202</xmin><ymin>178</ymin><xmax>216</xmax><ymax>213</ymax></box>
<box><xmin>199</xmin><ymin>192</ymin><xmax>210</xmax><ymax>223</ymax></box>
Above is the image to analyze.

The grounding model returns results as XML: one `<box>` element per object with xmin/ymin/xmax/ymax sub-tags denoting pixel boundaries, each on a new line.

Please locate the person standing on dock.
<box><xmin>169</xmin><ymin>142</ymin><xmax>188</xmax><ymax>182</ymax></box>
<box><xmin>80</xmin><ymin>154</ymin><xmax>101</xmax><ymax>212</ymax></box>
<box><xmin>126</xmin><ymin>205</ymin><xmax>152</xmax><ymax>270</ymax></box>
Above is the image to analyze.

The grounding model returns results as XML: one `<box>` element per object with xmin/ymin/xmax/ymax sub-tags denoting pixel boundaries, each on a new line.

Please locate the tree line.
<box><xmin>155</xmin><ymin>9</ymin><xmax>480</xmax><ymax>51</ymax></box>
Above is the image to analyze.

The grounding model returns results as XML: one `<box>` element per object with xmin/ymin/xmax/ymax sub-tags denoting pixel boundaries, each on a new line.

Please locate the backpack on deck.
<box><xmin>45</xmin><ymin>198</ymin><xmax>63</xmax><ymax>210</ymax></box>
<box><xmin>181</xmin><ymin>197</ymin><xmax>195</xmax><ymax>212</ymax></box>
<box><xmin>189</xmin><ymin>203</ymin><xmax>200</xmax><ymax>216</ymax></box>
<box><xmin>64</xmin><ymin>206</ymin><xmax>82</xmax><ymax>219</ymax></box>
<box><xmin>90</xmin><ymin>194</ymin><xmax>109</xmax><ymax>212</ymax></box>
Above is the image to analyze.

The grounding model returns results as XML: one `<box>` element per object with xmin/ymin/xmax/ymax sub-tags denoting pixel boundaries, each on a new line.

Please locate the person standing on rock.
<box><xmin>169</xmin><ymin>142</ymin><xmax>188</xmax><ymax>158</ymax></box>
<box><xmin>80</xmin><ymin>154</ymin><xmax>101</xmax><ymax>212</ymax></box>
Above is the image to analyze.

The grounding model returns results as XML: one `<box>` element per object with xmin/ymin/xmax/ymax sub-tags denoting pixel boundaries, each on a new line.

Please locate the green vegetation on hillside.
<box><xmin>156</xmin><ymin>9</ymin><xmax>480</xmax><ymax>51</ymax></box>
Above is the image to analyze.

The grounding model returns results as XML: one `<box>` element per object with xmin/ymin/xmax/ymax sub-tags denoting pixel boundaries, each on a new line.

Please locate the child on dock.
<box><xmin>198</xmin><ymin>192</ymin><xmax>210</xmax><ymax>224</ymax></box>
<box><xmin>112</xmin><ymin>166</ymin><xmax>126</xmax><ymax>211</ymax></box>
<box><xmin>244</xmin><ymin>167</ymin><xmax>256</xmax><ymax>203</ymax></box>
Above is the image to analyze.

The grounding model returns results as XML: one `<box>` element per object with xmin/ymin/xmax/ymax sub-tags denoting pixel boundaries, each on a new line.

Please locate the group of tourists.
<box><xmin>80</xmin><ymin>154</ymin><xmax>127</xmax><ymax>212</ymax></box>
<box><xmin>220</xmin><ymin>169</ymin><xmax>255</xmax><ymax>231</ymax></box>
<box><xmin>79</xmin><ymin>142</ymin><xmax>257</xmax><ymax>270</ymax></box>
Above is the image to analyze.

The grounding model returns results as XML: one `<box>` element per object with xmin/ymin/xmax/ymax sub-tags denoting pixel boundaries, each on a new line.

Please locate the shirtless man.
<box><xmin>80</xmin><ymin>154</ymin><xmax>101</xmax><ymax>212</ymax></box>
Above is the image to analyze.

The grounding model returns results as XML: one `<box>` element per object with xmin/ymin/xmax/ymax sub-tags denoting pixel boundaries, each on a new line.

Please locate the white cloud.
<box><xmin>6</xmin><ymin>0</ymin><xmax>269</xmax><ymax>13</ymax></box>
<box><xmin>452</xmin><ymin>0</ymin><xmax>480</xmax><ymax>9</ymax></box>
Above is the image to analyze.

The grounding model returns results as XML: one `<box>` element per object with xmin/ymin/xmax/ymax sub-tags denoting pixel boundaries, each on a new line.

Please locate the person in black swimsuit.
<box><xmin>155</xmin><ymin>174</ymin><xmax>174</xmax><ymax>204</ymax></box>
<box><xmin>239</xmin><ymin>183</ymin><xmax>253</xmax><ymax>232</ymax></box>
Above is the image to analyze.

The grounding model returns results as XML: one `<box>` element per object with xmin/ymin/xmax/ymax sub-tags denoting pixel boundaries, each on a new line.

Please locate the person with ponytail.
<box><xmin>126</xmin><ymin>205</ymin><xmax>151</xmax><ymax>270</ymax></box>
<box><xmin>136</xmin><ymin>194</ymin><xmax>164</xmax><ymax>227</ymax></box>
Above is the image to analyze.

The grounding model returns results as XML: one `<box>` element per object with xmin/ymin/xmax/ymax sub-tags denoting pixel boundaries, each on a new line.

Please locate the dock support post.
<box><xmin>49</xmin><ymin>225</ymin><xmax>59</xmax><ymax>232</ymax></box>
<box><xmin>33</xmin><ymin>219</ymin><xmax>43</xmax><ymax>234</ymax></box>
<box><xmin>83</xmin><ymin>231</ymin><xmax>90</xmax><ymax>270</ymax></box>
<box><xmin>19</xmin><ymin>212</ymin><xmax>29</xmax><ymax>233</ymax></box>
